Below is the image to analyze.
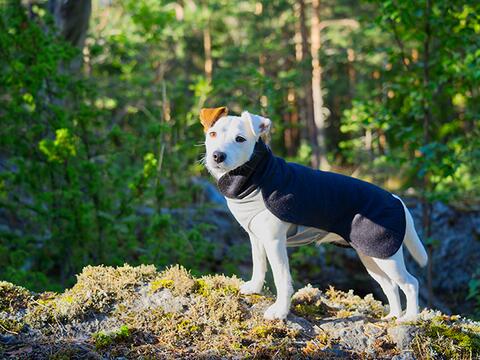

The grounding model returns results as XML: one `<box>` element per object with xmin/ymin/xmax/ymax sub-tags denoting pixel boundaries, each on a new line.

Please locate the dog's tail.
<box><xmin>393</xmin><ymin>195</ymin><xmax>429</xmax><ymax>267</ymax></box>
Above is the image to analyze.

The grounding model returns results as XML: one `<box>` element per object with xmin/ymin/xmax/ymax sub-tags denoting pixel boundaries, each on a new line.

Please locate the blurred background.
<box><xmin>0</xmin><ymin>0</ymin><xmax>479</xmax><ymax>318</ymax></box>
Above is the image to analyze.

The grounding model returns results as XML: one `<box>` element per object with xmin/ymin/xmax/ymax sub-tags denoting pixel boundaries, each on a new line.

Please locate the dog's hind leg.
<box><xmin>358</xmin><ymin>252</ymin><xmax>402</xmax><ymax>320</ymax></box>
<box><xmin>371</xmin><ymin>246</ymin><xmax>420</xmax><ymax>322</ymax></box>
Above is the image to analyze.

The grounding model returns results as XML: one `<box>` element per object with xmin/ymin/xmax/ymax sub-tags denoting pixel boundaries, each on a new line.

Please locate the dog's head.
<box><xmin>201</xmin><ymin>107</ymin><xmax>271</xmax><ymax>179</ymax></box>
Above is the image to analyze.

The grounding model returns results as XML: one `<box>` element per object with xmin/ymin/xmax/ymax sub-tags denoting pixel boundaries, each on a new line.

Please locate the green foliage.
<box><xmin>468</xmin><ymin>270</ymin><xmax>480</xmax><ymax>319</ymax></box>
<box><xmin>414</xmin><ymin>316</ymin><xmax>480</xmax><ymax>359</ymax></box>
<box><xmin>0</xmin><ymin>1</ymin><xmax>226</xmax><ymax>291</ymax></box>
<box><xmin>339</xmin><ymin>0</ymin><xmax>480</xmax><ymax>202</ymax></box>
<box><xmin>0</xmin><ymin>0</ymin><xmax>479</xmax><ymax>317</ymax></box>
<box><xmin>92</xmin><ymin>325</ymin><xmax>131</xmax><ymax>350</ymax></box>
<box><xmin>39</xmin><ymin>128</ymin><xmax>78</xmax><ymax>163</ymax></box>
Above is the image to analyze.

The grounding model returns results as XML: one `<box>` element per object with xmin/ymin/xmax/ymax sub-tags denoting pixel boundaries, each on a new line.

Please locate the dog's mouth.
<box><xmin>206</xmin><ymin>159</ymin><xmax>229</xmax><ymax>172</ymax></box>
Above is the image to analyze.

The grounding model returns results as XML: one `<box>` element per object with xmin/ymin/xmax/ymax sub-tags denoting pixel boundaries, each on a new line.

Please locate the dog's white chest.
<box><xmin>225</xmin><ymin>188</ymin><xmax>267</xmax><ymax>232</ymax></box>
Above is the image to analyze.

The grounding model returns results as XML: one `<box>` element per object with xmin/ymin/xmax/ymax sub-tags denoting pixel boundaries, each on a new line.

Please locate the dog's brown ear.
<box><xmin>200</xmin><ymin>107</ymin><xmax>228</xmax><ymax>131</ymax></box>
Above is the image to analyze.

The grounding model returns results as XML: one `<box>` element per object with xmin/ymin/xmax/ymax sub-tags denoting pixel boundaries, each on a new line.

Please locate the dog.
<box><xmin>201</xmin><ymin>106</ymin><xmax>428</xmax><ymax>321</ymax></box>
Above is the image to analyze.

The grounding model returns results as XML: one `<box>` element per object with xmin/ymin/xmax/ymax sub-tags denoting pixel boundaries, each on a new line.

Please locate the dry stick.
<box><xmin>0</xmin><ymin>323</ymin><xmax>19</xmax><ymax>335</ymax></box>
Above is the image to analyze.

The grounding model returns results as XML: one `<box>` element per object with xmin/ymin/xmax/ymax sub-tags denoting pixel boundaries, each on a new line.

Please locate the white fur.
<box><xmin>204</xmin><ymin>112</ymin><xmax>427</xmax><ymax>321</ymax></box>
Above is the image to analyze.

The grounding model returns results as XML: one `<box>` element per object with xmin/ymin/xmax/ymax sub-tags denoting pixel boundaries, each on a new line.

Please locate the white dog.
<box><xmin>201</xmin><ymin>107</ymin><xmax>428</xmax><ymax>322</ymax></box>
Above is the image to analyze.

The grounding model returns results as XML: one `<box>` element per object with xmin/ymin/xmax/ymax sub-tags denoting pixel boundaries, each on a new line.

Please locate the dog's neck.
<box><xmin>216</xmin><ymin>139</ymin><xmax>272</xmax><ymax>199</ymax></box>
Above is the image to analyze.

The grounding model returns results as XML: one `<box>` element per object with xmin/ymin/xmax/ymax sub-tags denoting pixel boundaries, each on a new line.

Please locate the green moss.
<box><xmin>24</xmin><ymin>292</ymin><xmax>58</xmax><ymax>328</ymax></box>
<box><xmin>244</xmin><ymin>294</ymin><xmax>267</xmax><ymax>305</ymax></box>
<box><xmin>302</xmin><ymin>332</ymin><xmax>332</xmax><ymax>355</ymax></box>
<box><xmin>195</xmin><ymin>279</ymin><xmax>210</xmax><ymax>297</ymax></box>
<box><xmin>61</xmin><ymin>295</ymin><xmax>74</xmax><ymax>304</ymax></box>
<box><xmin>177</xmin><ymin>319</ymin><xmax>199</xmax><ymax>334</ymax></box>
<box><xmin>0</xmin><ymin>318</ymin><xmax>24</xmax><ymax>334</ymax></box>
<box><xmin>0</xmin><ymin>281</ymin><xmax>31</xmax><ymax>313</ymax></box>
<box><xmin>425</xmin><ymin>322</ymin><xmax>480</xmax><ymax>353</ymax></box>
<box><xmin>150</xmin><ymin>279</ymin><xmax>174</xmax><ymax>293</ymax></box>
<box><xmin>251</xmin><ymin>324</ymin><xmax>288</xmax><ymax>339</ymax></box>
<box><xmin>415</xmin><ymin>317</ymin><xmax>480</xmax><ymax>359</ymax></box>
<box><xmin>194</xmin><ymin>276</ymin><xmax>240</xmax><ymax>298</ymax></box>
<box><xmin>92</xmin><ymin>325</ymin><xmax>131</xmax><ymax>350</ymax></box>
<box><xmin>292</xmin><ymin>303</ymin><xmax>327</xmax><ymax>320</ymax></box>
<box><xmin>220</xmin><ymin>284</ymin><xmax>239</xmax><ymax>296</ymax></box>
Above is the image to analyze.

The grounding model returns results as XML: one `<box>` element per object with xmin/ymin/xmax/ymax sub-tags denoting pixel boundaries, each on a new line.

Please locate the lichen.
<box><xmin>194</xmin><ymin>274</ymin><xmax>241</xmax><ymax>298</ymax></box>
<box><xmin>0</xmin><ymin>281</ymin><xmax>31</xmax><ymax>313</ymax></box>
<box><xmin>2</xmin><ymin>264</ymin><xmax>480</xmax><ymax>359</ymax></box>
<box><xmin>0</xmin><ymin>318</ymin><xmax>24</xmax><ymax>334</ymax></box>
<box><xmin>251</xmin><ymin>324</ymin><xmax>290</xmax><ymax>339</ymax></box>
<box><xmin>291</xmin><ymin>284</ymin><xmax>332</xmax><ymax>320</ymax></box>
<box><xmin>28</xmin><ymin>264</ymin><xmax>158</xmax><ymax>325</ymax></box>
<box><xmin>325</xmin><ymin>286</ymin><xmax>385</xmax><ymax>318</ymax></box>
<box><xmin>292</xmin><ymin>303</ymin><xmax>327</xmax><ymax>320</ymax></box>
<box><xmin>149</xmin><ymin>279</ymin><xmax>174</xmax><ymax>293</ymax></box>
<box><xmin>24</xmin><ymin>292</ymin><xmax>58</xmax><ymax>328</ymax></box>
<box><xmin>336</xmin><ymin>309</ymin><xmax>354</xmax><ymax>318</ymax></box>
<box><xmin>413</xmin><ymin>316</ymin><xmax>480</xmax><ymax>359</ymax></box>
<box><xmin>157</xmin><ymin>265</ymin><xmax>196</xmax><ymax>296</ymax></box>
<box><xmin>302</xmin><ymin>332</ymin><xmax>332</xmax><ymax>355</ymax></box>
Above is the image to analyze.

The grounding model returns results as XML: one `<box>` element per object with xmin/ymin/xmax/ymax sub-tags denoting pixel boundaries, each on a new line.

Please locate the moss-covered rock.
<box><xmin>0</xmin><ymin>264</ymin><xmax>479</xmax><ymax>359</ymax></box>
<box><xmin>0</xmin><ymin>282</ymin><xmax>31</xmax><ymax>313</ymax></box>
<box><xmin>413</xmin><ymin>315</ymin><xmax>480</xmax><ymax>359</ymax></box>
<box><xmin>92</xmin><ymin>325</ymin><xmax>132</xmax><ymax>350</ymax></box>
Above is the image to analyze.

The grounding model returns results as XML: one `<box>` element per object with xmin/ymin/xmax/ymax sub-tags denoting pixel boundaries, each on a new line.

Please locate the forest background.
<box><xmin>1</xmin><ymin>0</ymin><xmax>479</xmax><ymax>317</ymax></box>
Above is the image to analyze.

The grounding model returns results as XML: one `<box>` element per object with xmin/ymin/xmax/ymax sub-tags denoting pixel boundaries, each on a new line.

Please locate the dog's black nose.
<box><xmin>213</xmin><ymin>151</ymin><xmax>226</xmax><ymax>163</ymax></box>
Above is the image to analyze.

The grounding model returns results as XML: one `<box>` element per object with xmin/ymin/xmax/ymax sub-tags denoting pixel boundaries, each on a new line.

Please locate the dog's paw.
<box><xmin>396</xmin><ymin>313</ymin><xmax>419</xmax><ymax>324</ymax></box>
<box><xmin>263</xmin><ymin>303</ymin><xmax>289</xmax><ymax>320</ymax></box>
<box><xmin>240</xmin><ymin>280</ymin><xmax>263</xmax><ymax>295</ymax></box>
<box><xmin>381</xmin><ymin>312</ymin><xmax>401</xmax><ymax>321</ymax></box>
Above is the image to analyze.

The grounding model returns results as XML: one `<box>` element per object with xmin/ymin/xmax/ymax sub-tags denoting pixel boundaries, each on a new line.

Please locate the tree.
<box><xmin>310</xmin><ymin>0</ymin><xmax>328</xmax><ymax>169</ymax></box>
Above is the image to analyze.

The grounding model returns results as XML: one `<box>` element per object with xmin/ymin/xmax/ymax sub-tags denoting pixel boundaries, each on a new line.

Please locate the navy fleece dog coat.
<box><xmin>217</xmin><ymin>140</ymin><xmax>406</xmax><ymax>259</ymax></box>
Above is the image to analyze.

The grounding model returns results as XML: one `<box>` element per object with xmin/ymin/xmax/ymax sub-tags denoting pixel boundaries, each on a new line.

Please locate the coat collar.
<box><xmin>217</xmin><ymin>139</ymin><xmax>272</xmax><ymax>199</ymax></box>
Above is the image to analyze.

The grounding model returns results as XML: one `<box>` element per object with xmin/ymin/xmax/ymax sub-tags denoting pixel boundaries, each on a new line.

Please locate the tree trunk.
<box><xmin>295</xmin><ymin>0</ymin><xmax>316</xmax><ymax>164</ymax></box>
<box><xmin>422</xmin><ymin>0</ymin><xmax>434</xmax><ymax>308</ymax></box>
<box><xmin>284</xmin><ymin>88</ymin><xmax>300</xmax><ymax>156</ymax></box>
<box><xmin>310</xmin><ymin>0</ymin><xmax>329</xmax><ymax>169</ymax></box>
<box><xmin>48</xmin><ymin>0</ymin><xmax>91</xmax><ymax>70</ymax></box>
<box><xmin>48</xmin><ymin>0</ymin><xmax>91</xmax><ymax>48</ymax></box>
<box><xmin>203</xmin><ymin>25</ymin><xmax>213</xmax><ymax>83</ymax></box>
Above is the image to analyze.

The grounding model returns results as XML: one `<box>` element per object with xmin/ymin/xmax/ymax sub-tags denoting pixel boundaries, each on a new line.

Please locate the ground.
<box><xmin>0</xmin><ymin>264</ymin><xmax>479</xmax><ymax>359</ymax></box>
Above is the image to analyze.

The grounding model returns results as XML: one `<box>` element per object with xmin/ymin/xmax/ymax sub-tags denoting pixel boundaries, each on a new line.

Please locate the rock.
<box><xmin>391</xmin><ymin>353</ymin><xmax>416</xmax><ymax>360</ymax></box>
<box><xmin>285</xmin><ymin>313</ymin><xmax>315</xmax><ymax>335</ymax></box>
<box><xmin>191</xmin><ymin>176</ymin><xmax>227</xmax><ymax>206</ymax></box>
<box><xmin>0</xmin><ymin>264</ymin><xmax>479</xmax><ymax>359</ymax></box>
<box><xmin>387</xmin><ymin>324</ymin><xmax>417</xmax><ymax>351</ymax></box>
<box><xmin>0</xmin><ymin>334</ymin><xmax>20</xmax><ymax>345</ymax></box>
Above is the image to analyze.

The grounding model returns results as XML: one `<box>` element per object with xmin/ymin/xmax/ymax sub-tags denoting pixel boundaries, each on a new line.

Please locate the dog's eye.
<box><xmin>235</xmin><ymin>136</ymin><xmax>246</xmax><ymax>143</ymax></box>
<box><xmin>209</xmin><ymin>132</ymin><xmax>216</xmax><ymax>138</ymax></box>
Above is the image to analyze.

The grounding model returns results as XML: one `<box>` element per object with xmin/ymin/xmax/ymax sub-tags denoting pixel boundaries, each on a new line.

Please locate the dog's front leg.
<box><xmin>262</xmin><ymin>235</ymin><xmax>293</xmax><ymax>320</ymax></box>
<box><xmin>250</xmin><ymin>211</ymin><xmax>293</xmax><ymax>320</ymax></box>
<box><xmin>240</xmin><ymin>233</ymin><xmax>267</xmax><ymax>295</ymax></box>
